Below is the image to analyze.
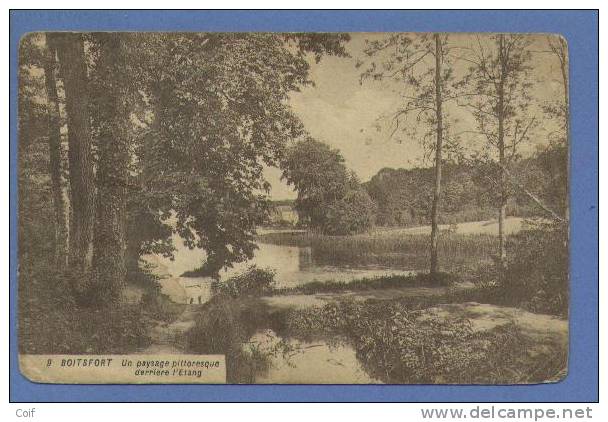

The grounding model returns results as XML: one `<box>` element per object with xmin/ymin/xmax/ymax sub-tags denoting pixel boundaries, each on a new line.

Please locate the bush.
<box><xmin>503</xmin><ymin>221</ymin><xmax>568</xmax><ymax>316</ymax></box>
<box><xmin>323</xmin><ymin>189</ymin><xmax>377</xmax><ymax>235</ymax></box>
<box><xmin>189</xmin><ymin>297</ymin><xmax>247</xmax><ymax>357</ymax></box>
<box><xmin>188</xmin><ymin>295</ymin><xmax>284</xmax><ymax>383</ymax></box>
<box><xmin>215</xmin><ymin>266</ymin><xmax>276</xmax><ymax>298</ymax></box>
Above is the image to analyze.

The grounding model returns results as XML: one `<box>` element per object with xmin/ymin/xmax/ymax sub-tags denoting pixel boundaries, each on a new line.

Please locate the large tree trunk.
<box><xmin>42</xmin><ymin>34</ymin><xmax>68</xmax><ymax>269</ymax></box>
<box><xmin>54</xmin><ymin>33</ymin><xmax>96</xmax><ymax>272</ymax></box>
<box><xmin>497</xmin><ymin>34</ymin><xmax>508</xmax><ymax>269</ymax></box>
<box><xmin>125</xmin><ymin>233</ymin><xmax>141</xmax><ymax>276</ymax></box>
<box><xmin>92</xmin><ymin>33</ymin><xmax>130</xmax><ymax>303</ymax></box>
<box><xmin>429</xmin><ymin>33</ymin><xmax>444</xmax><ymax>276</ymax></box>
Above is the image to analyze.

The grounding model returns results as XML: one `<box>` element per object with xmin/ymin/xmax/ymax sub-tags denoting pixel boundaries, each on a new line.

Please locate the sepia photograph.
<box><xmin>18</xmin><ymin>31</ymin><xmax>569</xmax><ymax>385</ymax></box>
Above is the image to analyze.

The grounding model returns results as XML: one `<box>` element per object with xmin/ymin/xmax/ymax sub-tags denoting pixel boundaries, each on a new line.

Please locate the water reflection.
<box><xmin>223</xmin><ymin>242</ymin><xmax>413</xmax><ymax>288</ymax></box>
<box><xmin>144</xmin><ymin>231</ymin><xmax>414</xmax><ymax>297</ymax></box>
<box><xmin>247</xmin><ymin>329</ymin><xmax>382</xmax><ymax>384</ymax></box>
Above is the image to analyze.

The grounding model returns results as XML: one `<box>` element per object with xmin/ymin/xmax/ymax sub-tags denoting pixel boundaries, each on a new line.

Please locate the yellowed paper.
<box><xmin>19</xmin><ymin>32</ymin><xmax>569</xmax><ymax>385</ymax></box>
<box><xmin>20</xmin><ymin>355</ymin><xmax>226</xmax><ymax>384</ymax></box>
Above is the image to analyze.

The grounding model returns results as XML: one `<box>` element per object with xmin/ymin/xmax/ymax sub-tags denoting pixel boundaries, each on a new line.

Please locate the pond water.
<box><xmin>247</xmin><ymin>330</ymin><xmax>382</xmax><ymax>384</ymax></box>
<box><xmin>144</xmin><ymin>231</ymin><xmax>414</xmax><ymax>295</ymax></box>
<box><xmin>223</xmin><ymin>242</ymin><xmax>414</xmax><ymax>288</ymax></box>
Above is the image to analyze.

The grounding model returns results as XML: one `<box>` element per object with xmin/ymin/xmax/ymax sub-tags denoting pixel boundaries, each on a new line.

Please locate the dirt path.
<box><xmin>137</xmin><ymin>305</ymin><xmax>202</xmax><ymax>354</ymax></box>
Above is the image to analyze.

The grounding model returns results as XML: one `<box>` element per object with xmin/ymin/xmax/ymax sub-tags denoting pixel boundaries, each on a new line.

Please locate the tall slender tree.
<box><xmin>460</xmin><ymin>34</ymin><xmax>537</xmax><ymax>268</ymax></box>
<box><xmin>42</xmin><ymin>35</ymin><xmax>68</xmax><ymax>268</ymax></box>
<box><xmin>18</xmin><ymin>33</ymin><xmax>59</xmax><ymax>260</ymax></box>
<box><xmin>54</xmin><ymin>33</ymin><xmax>96</xmax><ymax>272</ymax></box>
<box><xmin>543</xmin><ymin>35</ymin><xmax>569</xmax><ymax>222</ymax></box>
<box><xmin>430</xmin><ymin>33</ymin><xmax>444</xmax><ymax>276</ymax></box>
<box><xmin>360</xmin><ymin>33</ymin><xmax>457</xmax><ymax>276</ymax></box>
<box><xmin>547</xmin><ymin>36</ymin><xmax>569</xmax><ymax>141</ymax></box>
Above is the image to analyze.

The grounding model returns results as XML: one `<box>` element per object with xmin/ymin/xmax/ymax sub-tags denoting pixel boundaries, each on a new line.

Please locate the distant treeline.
<box><xmin>273</xmin><ymin>142</ymin><xmax>566</xmax><ymax>230</ymax></box>
<box><xmin>363</xmin><ymin>147</ymin><xmax>567</xmax><ymax>227</ymax></box>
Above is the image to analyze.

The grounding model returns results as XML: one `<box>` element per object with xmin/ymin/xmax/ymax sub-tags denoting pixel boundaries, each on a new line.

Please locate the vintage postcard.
<box><xmin>18</xmin><ymin>32</ymin><xmax>568</xmax><ymax>384</ymax></box>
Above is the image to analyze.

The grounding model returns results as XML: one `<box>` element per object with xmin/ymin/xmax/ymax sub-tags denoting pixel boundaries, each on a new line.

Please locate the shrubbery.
<box><xmin>281</xmin><ymin>138</ymin><xmax>377</xmax><ymax>235</ymax></box>
<box><xmin>131</xmin><ymin>267</ymin><xmax>187</xmax><ymax>322</ymax></box>
<box><xmin>188</xmin><ymin>294</ymin><xmax>283</xmax><ymax>383</ymax></box>
<box><xmin>503</xmin><ymin>222</ymin><xmax>569</xmax><ymax>316</ymax></box>
<box><xmin>215</xmin><ymin>266</ymin><xmax>276</xmax><ymax>298</ymax></box>
<box><xmin>323</xmin><ymin>189</ymin><xmax>377</xmax><ymax>235</ymax></box>
<box><xmin>432</xmin><ymin>221</ymin><xmax>568</xmax><ymax>317</ymax></box>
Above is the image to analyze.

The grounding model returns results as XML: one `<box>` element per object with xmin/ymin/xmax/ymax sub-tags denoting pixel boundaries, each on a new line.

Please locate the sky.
<box><xmin>266</xmin><ymin>33</ymin><xmax>567</xmax><ymax>200</ymax></box>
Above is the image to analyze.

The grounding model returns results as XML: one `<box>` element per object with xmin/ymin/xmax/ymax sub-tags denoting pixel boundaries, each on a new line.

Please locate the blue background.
<box><xmin>9</xmin><ymin>10</ymin><xmax>598</xmax><ymax>403</ymax></box>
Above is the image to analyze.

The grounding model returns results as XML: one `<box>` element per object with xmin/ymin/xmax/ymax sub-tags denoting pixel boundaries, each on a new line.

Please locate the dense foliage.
<box><xmin>504</xmin><ymin>222</ymin><xmax>569</xmax><ymax>316</ymax></box>
<box><xmin>129</xmin><ymin>33</ymin><xmax>350</xmax><ymax>277</ymax></box>
<box><xmin>281</xmin><ymin>138</ymin><xmax>376</xmax><ymax>234</ymax></box>
<box><xmin>19</xmin><ymin>31</ymin><xmax>349</xmax><ymax>285</ymax></box>
<box><xmin>19</xmin><ymin>263</ymin><xmax>151</xmax><ymax>354</ymax></box>
<box><xmin>323</xmin><ymin>188</ymin><xmax>377</xmax><ymax>235</ymax></box>
<box><xmin>215</xmin><ymin>266</ymin><xmax>277</xmax><ymax>298</ymax></box>
<box><xmin>364</xmin><ymin>151</ymin><xmax>567</xmax><ymax>227</ymax></box>
<box><xmin>18</xmin><ymin>32</ymin><xmax>349</xmax><ymax>353</ymax></box>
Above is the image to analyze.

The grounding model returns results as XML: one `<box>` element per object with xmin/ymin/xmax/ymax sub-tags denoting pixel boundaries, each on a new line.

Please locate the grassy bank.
<box><xmin>186</xmin><ymin>282</ymin><xmax>567</xmax><ymax>384</ymax></box>
<box><xmin>270</xmin><ymin>272</ymin><xmax>456</xmax><ymax>295</ymax></box>
<box><xmin>281</xmin><ymin>298</ymin><xmax>567</xmax><ymax>384</ymax></box>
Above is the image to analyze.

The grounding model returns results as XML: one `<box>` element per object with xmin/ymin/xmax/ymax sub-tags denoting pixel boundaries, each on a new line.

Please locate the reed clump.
<box><xmin>257</xmin><ymin>231</ymin><xmax>498</xmax><ymax>271</ymax></box>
